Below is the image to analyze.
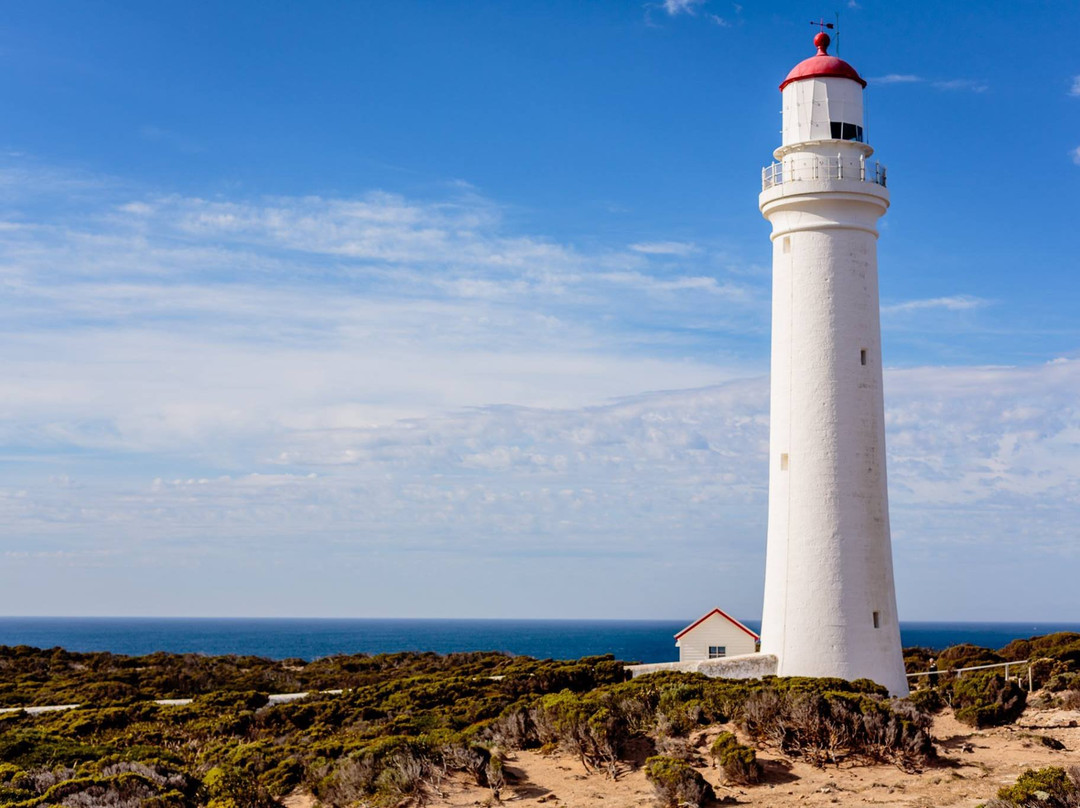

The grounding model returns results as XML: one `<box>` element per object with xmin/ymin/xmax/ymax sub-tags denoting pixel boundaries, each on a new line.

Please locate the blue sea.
<box><xmin>1</xmin><ymin>618</ymin><xmax>1078</xmax><ymax>662</ymax></box>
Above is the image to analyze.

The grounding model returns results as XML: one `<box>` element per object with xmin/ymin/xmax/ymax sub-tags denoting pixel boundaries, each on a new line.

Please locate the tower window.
<box><xmin>782</xmin><ymin>236</ymin><xmax>791</xmax><ymax>254</ymax></box>
<box><xmin>780</xmin><ymin>453</ymin><xmax>789</xmax><ymax>471</ymax></box>
<box><xmin>860</xmin><ymin>349</ymin><xmax>867</xmax><ymax>366</ymax></box>
<box><xmin>873</xmin><ymin>611</ymin><xmax>881</xmax><ymax>629</ymax></box>
<box><xmin>830</xmin><ymin>122</ymin><xmax>864</xmax><ymax>142</ymax></box>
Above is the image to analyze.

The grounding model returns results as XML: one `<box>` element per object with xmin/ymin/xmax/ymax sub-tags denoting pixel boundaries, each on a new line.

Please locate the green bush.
<box><xmin>937</xmin><ymin>644</ymin><xmax>1004</xmax><ymax>672</ymax></box>
<box><xmin>644</xmin><ymin>755</ymin><xmax>715</xmax><ymax>808</ymax></box>
<box><xmin>907</xmin><ymin>686</ymin><xmax>944</xmax><ymax>714</ymax></box>
<box><xmin>950</xmin><ymin>673</ymin><xmax>1026</xmax><ymax>728</ymax></box>
<box><xmin>994</xmin><ymin>766</ymin><xmax>1080</xmax><ymax>808</ymax></box>
<box><xmin>709</xmin><ymin>731</ymin><xmax>762</xmax><ymax>785</ymax></box>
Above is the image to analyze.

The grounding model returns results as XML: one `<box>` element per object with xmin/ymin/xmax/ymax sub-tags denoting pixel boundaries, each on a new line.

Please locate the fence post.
<box><xmin>1029</xmin><ymin>665</ymin><xmax>1034</xmax><ymax>692</ymax></box>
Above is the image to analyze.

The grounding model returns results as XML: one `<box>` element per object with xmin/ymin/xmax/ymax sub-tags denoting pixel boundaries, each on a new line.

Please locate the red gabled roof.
<box><xmin>779</xmin><ymin>32</ymin><xmax>866</xmax><ymax>91</ymax></box>
<box><xmin>674</xmin><ymin>608</ymin><xmax>759</xmax><ymax>641</ymax></box>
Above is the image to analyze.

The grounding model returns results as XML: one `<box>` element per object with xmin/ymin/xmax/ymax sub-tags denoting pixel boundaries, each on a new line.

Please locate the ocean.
<box><xmin>1</xmin><ymin>617</ymin><xmax>1078</xmax><ymax>662</ymax></box>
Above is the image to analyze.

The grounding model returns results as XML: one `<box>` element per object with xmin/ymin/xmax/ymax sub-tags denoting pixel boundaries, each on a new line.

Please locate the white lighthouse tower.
<box><xmin>758</xmin><ymin>32</ymin><xmax>908</xmax><ymax>696</ymax></box>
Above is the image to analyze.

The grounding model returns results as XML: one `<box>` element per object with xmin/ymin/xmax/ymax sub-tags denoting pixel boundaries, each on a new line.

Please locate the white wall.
<box><xmin>781</xmin><ymin>77</ymin><xmax>863</xmax><ymax>147</ymax></box>
<box><xmin>676</xmin><ymin>613</ymin><xmax>757</xmax><ymax>662</ymax></box>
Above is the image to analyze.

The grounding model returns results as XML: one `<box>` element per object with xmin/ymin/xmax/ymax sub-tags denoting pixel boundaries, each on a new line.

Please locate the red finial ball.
<box><xmin>814</xmin><ymin>31</ymin><xmax>830</xmax><ymax>54</ymax></box>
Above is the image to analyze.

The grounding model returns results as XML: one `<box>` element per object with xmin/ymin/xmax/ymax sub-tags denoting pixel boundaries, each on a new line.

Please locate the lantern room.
<box><xmin>778</xmin><ymin>33</ymin><xmax>867</xmax><ymax>149</ymax></box>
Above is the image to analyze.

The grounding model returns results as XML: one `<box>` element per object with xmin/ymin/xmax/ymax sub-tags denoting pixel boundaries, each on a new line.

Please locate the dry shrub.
<box><xmin>739</xmin><ymin>688</ymin><xmax>933</xmax><ymax>770</ymax></box>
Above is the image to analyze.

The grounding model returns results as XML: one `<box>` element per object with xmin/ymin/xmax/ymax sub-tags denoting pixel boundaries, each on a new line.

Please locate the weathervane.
<box><xmin>809</xmin><ymin>14</ymin><xmax>840</xmax><ymax>55</ymax></box>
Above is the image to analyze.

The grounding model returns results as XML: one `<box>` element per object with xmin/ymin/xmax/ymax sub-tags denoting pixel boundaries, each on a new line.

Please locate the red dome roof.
<box><xmin>779</xmin><ymin>33</ymin><xmax>866</xmax><ymax>91</ymax></box>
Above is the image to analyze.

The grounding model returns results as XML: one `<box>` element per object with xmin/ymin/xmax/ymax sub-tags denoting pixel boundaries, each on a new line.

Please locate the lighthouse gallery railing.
<box><xmin>762</xmin><ymin>155</ymin><xmax>887</xmax><ymax>190</ymax></box>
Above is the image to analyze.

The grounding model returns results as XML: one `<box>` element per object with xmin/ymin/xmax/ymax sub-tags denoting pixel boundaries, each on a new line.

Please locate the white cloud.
<box><xmin>1072</xmin><ymin>145</ymin><xmax>1080</xmax><ymax>166</ymax></box>
<box><xmin>1069</xmin><ymin>75</ymin><xmax>1080</xmax><ymax>97</ymax></box>
<box><xmin>0</xmin><ymin>159</ymin><xmax>764</xmax><ymax>465</ymax></box>
<box><xmin>882</xmin><ymin>295</ymin><xmax>988</xmax><ymax>314</ymax></box>
<box><xmin>0</xmin><ymin>158</ymin><xmax>1077</xmax><ymax>621</ymax></box>
<box><xmin>5</xmin><ymin>358</ymin><xmax>1080</xmax><ymax>618</ymax></box>
<box><xmin>630</xmin><ymin>241</ymin><xmax>698</xmax><ymax>256</ymax></box>
<box><xmin>873</xmin><ymin>74</ymin><xmax>923</xmax><ymax>84</ymax></box>
<box><xmin>932</xmin><ymin>78</ymin><xmax>989</xmax><ymax>93</ymax></box>
<box><xmin>663</xmin><ymin>0</ymin><xmax>707</xmax><ymax>15</ymax></box>
<box><xmin>870</xmin><ymin>74</ymin><xmax>988</xmax><ymax>93</ymax></box>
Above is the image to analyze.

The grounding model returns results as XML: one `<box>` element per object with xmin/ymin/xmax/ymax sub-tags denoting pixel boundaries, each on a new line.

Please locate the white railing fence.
<box><xmin>762</xmin><ymin>154</ymin><xmax>887</xmax><ymax>190</ymax></box>
<box><xmin>906</xmin><ymin>659</ymin><xmax>1035</xmax><ymax>692</ymax></box>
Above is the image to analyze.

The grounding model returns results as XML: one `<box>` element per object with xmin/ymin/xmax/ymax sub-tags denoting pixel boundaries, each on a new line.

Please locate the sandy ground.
<box><xmin>284</xmin><ymin>702</ymin><xmax>1080</xmax><ymax>808</ymax></box>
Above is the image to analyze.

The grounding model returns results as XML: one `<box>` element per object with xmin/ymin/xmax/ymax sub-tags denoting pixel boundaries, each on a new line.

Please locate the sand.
<box><xmin>284</xmin><ymin>702</ymin><xmax>1080</xmax><ymax>808</ymax></box>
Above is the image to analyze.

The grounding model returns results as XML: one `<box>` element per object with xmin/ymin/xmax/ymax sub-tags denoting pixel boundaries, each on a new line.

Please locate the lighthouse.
<box><xmin>757</xmin><ymin>32</ymin><xmax>908</xmax><ymax>696</ymax></box>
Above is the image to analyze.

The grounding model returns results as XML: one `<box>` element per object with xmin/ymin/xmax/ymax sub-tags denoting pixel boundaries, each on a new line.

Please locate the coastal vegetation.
<box><xmin>986</xmin><ymin>766</ymin><xmax>1080</xmax><ymax>808</ymax></box>
<box><xmin>0</xmin><ymin>632</ymin><xmax>1075</xmax><ymax>807</ymax></box>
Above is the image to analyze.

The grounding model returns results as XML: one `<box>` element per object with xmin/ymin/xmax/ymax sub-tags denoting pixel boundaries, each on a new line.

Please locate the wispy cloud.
<box><xmin>1</xmin><ymin>157</ymin><xmax>1076</xmax><ymax>621</ymax></box>
<box><xmin>662</xmin><ymin>0</ymin><xmax>707</xmax><ymax>14</ymax></box>
<box><xmin>932</xmin><ymin>78</ymin><xmax>989</xmax><ymax>93</ymax></box>
<box><xmin>882</xmin><ymin>295</ymin><xmax>989</xmax><ymax>314</ymax></box>
<box><xmin>1072</xmin><ymin>145</ymin><xmax>1080</xmax><ymax>166</ymax></box>
<box><xmin>5</xmin><ymin>356</ymin><xmax>1080</xmax><ymax>618</ymax></box>
<box><xmin>870</xmin><ymin>74</ymin><xmax>988</xmax><ymax>93</ymax></box>
<box><xmin>630</xmin><ymin>241</ymin><xmax>699</xmax><ymax>256</ymax></box>
<box><xmin>0</xmin><ymin>158</ymin><xmax>764</xmax><ymax>463</ymax></box>
<box><xmin>1069</xmin><ymin>75</ymin><xmax>1080</xmax><ymax>97</ymax></box>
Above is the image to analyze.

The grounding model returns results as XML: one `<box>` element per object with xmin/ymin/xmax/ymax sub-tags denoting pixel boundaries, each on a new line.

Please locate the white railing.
<box><xmin>762</xmin><ymin>154</ymin><xmax>887</xmax><ymax>190</ymax></box>
<box><xmin>906</xmin><ymin>659</ymin><xmax>1035</xmax><ymax>692</ymax></box>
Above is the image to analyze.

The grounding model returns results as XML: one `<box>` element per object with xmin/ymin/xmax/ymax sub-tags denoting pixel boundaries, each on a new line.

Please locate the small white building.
<box><xmin>675</xmin><ymin>608</ymin><xmax>759</xmax><ymax>663</ymax></box>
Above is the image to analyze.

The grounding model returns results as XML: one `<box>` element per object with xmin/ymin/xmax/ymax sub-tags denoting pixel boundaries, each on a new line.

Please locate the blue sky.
<box><xmin>0</xmin><ymin>0</ymin><xmax>1078</xmax><ymax>621</ymax></box>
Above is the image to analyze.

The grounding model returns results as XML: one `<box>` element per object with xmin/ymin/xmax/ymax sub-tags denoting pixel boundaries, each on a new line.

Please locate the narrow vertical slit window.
<box><xmin>780</xmin><ymin>453</ymin><xmax>789</xmax><ymax>471</ymax></box>
<box><xmin>782</xmin><ymin>236</ymin><xmax>791</xmax><ymax>254</ymax></box>
<box><xmin>860</xmin><ymin>349</ymin><xmax>867</xmax><ymax>366</ymax></box>
<box><xmin>872</xmin><ymin>611</ymin><xmax>880</xmax><ymax>629</ymax></box>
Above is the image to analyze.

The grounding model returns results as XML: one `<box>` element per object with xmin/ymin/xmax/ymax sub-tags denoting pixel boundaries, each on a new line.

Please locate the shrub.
<box><xmin>949</xmin><ymin>673</ymin><xmax>1026</xmax><ymax>728</ymax></box>
<box><xmin>643</xmin><ymin>755</ymin><xmax>715</xmax><ymax>808</ymax></box>
<box><xmin>992</xmin><ymin>766</ymin><xmax>1080</xmax><ymax>808</ymax></box>
<box><xmin>1046</xmin><ymin>672</ymin><xmax>1080</xmax><ymax>693</ymax></box>
<box><xmin>937</xmin><ymin>644</ymin><xmax>1003</xmax><ymax>673</ymax></box>
<box><xmin>203</xmin><ymin>765</ymin><xmax>277</xmax><ymax>808</ymax></box>
<box><xmin>739</xmin><ymin>688</ymin><xmax>934</xmax><ymax>770</ymax></box>
<box><xmin>709</xmin><ymin>731</ymin><xmax>761</xmax><ymax>785</ymax></box>
<box><xmin>907</xmin><ymin>686</ymin><xmax>944</xmax><ymax>714</ymax></box>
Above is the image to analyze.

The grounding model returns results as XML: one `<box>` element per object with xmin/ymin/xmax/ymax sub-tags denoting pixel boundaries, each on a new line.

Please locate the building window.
<box><xmin>782</xmin><ymin>236</ymin><xmax>791</xmax><ymax>254</ymax></box>
<box><xmin>860</xmin><ymin>349</ymin><xmax>867</xmax><ymax>366</ymax></box>
<box><xmin>830</xmin><ymin>121</ymin><xmax>864</xmax><ymax>142</ymax></box>
<box><xmin>873</xmin><ymin>611</ymin><xmax>881</xmax><ymax>629</ymax></box>
<box><xmin>780</xmin><ymin>453</ymin><xmax>789</xmax><ymax>471</ymax></box>
<box><xmin>708</xmin><ymin>646</ymin><xmax>727</xmax><ymax>659</ymax></box>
